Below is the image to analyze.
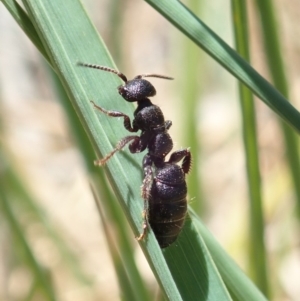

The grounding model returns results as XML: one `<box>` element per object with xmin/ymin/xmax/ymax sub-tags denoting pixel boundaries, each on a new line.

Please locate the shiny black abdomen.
<box><xmin>148</xmin><ymin>164</ymin><xmax>187</xmax><ymax>248</ymax></box>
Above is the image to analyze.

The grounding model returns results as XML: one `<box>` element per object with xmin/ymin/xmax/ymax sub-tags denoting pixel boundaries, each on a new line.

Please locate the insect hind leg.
<box><xmin>168</xmin><ymin>148</ymin><xmax>192</xmax><ymax>174</ymax></box>
<box><xmin>136</xmin><ymin>154</ymin><xmax>153</xmax><ymax>241</ymax></box>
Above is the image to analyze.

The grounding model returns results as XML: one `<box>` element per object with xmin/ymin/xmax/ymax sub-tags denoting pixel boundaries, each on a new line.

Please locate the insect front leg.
<box><xmin>91</xmin><ymin>100</ymin><xmax>138</xmax><ymax>132</ymax></box>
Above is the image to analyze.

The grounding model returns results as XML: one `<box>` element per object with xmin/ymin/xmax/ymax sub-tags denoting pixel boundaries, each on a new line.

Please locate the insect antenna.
<box><xmin>134</xmin><ymin>74</ymin><xmax>174</xmax><ymax>80</ymax></box>
<box><xmin>77</xmin><ymin>62</ymin><xmax>128</xmax><ymax>82</ymax></box>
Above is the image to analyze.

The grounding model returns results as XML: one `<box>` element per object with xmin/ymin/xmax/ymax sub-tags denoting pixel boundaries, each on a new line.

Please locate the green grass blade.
<box><xmin>10</xmin><ymin>0</ymin><xmax>234</xmax><ymax>299</ymax></box>
<box><xmin>93</xmin><ymin>173</ymin><xmax>152</xmax><ymax>301</ymax></box>
<box><xmin>1</xmin><ymin>0</ymin><xmax>155</xmax><ymax>297</ymax></box>
<box><xmin>145</xmin><ymin>0</ymin><xmax>300</xmax><ymax>133</ymax></box>
<box><xmin>231</xmin><ymin>1</ymin><xmax>269</xmax><ymax>298</ymax></box>
<box><xmin>253</xmin><ymin>0</ymin><xmax>300</xmax><ymax>218</ymax></box>
<box><xmin>93</xmin><ymin>187</ymin><xmax>142</xmax><ymax>301</ymax></box>
<box><xmin>2</xmin><ymin>0</ymin><xmax>277</xmax><ymax>299</ymax></box>
<box><xmin>253</xmin><ymin>0</ymin><xmax>288</xmax><ymax>93</ymax></box>
<box><xmin>164</xmin><ymin>217</ymin><xmax>232</xmax><ymax>301</ymax></box>
<box><xmin>17</xmin><ymin>0</ymin><xmax>181</xmax><ymax>299</ymax></box>
<box><xmin>179</xmin><ymin>0</ymin><xmax>204</xmax><ymax>215</ymax></box>
<box><xmin>2</xmin><ymin>163</ymin><xmax>92</xmax><ymax>285</ymax></box>
<box><xmin>0</xmin><ymin>1</ymin><xmax>161</xmax><ymax>299</ymax></box>
<box><xmin>48</xmin><ymin>56</ymin><xmax>152</xmax><ymax>301</ymax></box>
<box><xmin>191</xmin><ymin>211</ymin><xmax>269</xmax><ymax>301</ymax></box>
<box><xmin>107</xmin><ymin>0</ymin><xmax>125</xmax><ymax>68</ymax></box>
<box><xmin>0</xmin><ymin>169</ymin><xmax>57</xmax><ymax>301</ymax></box>
<box><xmin>1</xmin><ymin>0</ymin><xmax>50</xmax><ymax>62</ymax></box>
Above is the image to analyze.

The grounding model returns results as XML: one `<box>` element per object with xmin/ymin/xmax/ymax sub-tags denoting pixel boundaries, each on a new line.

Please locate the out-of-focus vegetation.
<box><xmin>0</xmin><ymin>0</ymin><xmax>299</xmax><ymax>300</ymax></box>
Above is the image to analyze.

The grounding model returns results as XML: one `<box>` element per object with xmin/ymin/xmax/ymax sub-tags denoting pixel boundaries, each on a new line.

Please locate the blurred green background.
<box><xmin>0</xmin><ymin>0</ymin><xmax>300</xmax><ymax>300</ymax></box>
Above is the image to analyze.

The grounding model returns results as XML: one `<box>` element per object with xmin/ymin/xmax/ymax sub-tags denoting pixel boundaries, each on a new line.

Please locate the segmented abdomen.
<box><xmin>148</xmin><ymin>164</ymin><xmax>187</xmax><ymax>248</ymax></box>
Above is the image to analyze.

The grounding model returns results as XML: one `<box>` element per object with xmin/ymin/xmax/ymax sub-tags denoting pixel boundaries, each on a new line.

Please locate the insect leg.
<box><xmin>141</xmin><ymin>154</ymin><xmax>154</xmax><ymax>200</ymax></box>
<box><xmin>91</xmin><ymin>101</ymin><xmax>138</xmax><ymax>132</ymax></box>
<box><xmin>168</xmin><ymin>148</ymin><xmax>192</xmax><ymax>174</ymax></box>
<box><xmin>94</xmin><ymin>135</ymin><xmax>140</xmax><ymax>166</ymax></box>
<box><xmin>136</xmin><ymin>154</ymin><xmax>153</xmax><ymax>241</ymax></box>
<box><xmin>128</xmin><ymin>130</ymin><xmax>152</xmax><ymax>154</ymax></box>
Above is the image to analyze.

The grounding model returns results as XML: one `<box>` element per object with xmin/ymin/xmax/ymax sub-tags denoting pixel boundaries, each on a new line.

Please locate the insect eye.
<box><xmin>118</xmin><ymin>85</ymin><xmax>135</xmax><ymax>102</ymax></box>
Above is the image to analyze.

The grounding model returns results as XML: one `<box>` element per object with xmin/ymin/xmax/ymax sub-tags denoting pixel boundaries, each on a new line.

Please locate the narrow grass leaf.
<box><xmin>191</xmin><ymin>211</ymin><xmax>269</xmax><ymax>301</ymax></box>
<box><xmin>93</xmin><ymin>186</ymin><xmax>144</xmax><ymax>301</ymax></box>
<box><xmin>48</xmin><ymin>39</ymin><xmax>152</xmax><ymax>301</ymax></box>
<box><xmin>231</xmin><ymin>0</ymin><xmax>269</xmax><ymax>297</ymax></box>
<box><xmin>19</xmin><ymin>0</ymin><xmax>182</xmax><ymax>299</ymax></box>
<box><xmin>253</xmin><ymin>0</ymin><xmax>300</xmax><ymax>218</ymax></box>
<box><xmin>0</xmin><ymin>171</ymin><xmax>57</xmax><ymax>301</ymax></box>
<box><xmin>2</xmin><ymin>0</ymin><xmax>271</xmax><ymax>299</ymax></box>
<box><xmin>2</xmin><ymin>164</ymin><xmax>92</xmax><ymax>285</ymax></box>
<box><xmin>178</xmin><ymin>0</ymin><xmax>204</xmax><ymax>215</ymax></box>
<box><xmin>1</xmin><ymin>0</ymin><xmax>49</xmax><ymax>61</ymax></box>
<box><xmin>145</xmin><ymin>0</ymin><xmax>300</xmax><ymax>133</ymax></box>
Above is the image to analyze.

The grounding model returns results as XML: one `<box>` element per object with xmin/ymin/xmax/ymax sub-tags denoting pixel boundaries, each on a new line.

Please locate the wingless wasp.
<box><xmin>78</xmin><ymin>62</ymin><xmax>191</xmax><ymax>248</ymax></box>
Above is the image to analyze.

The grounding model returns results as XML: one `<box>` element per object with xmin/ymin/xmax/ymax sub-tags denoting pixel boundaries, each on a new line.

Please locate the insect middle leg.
<box><xmin>91</xmin><ymin>100</ymin><xmax>138</xmax><ymax>132</ymax></box>
<box><xmin>94</xmin><ymin>135</ymin><xmax>140</xmax><ymax>165</ymax></box>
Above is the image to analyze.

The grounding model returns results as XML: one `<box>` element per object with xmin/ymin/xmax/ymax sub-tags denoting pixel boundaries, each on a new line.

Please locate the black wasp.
<box><xmin>78</xmin><ymin>62</ymin><xmax>191</xmax><ymax>248</ymax></box>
